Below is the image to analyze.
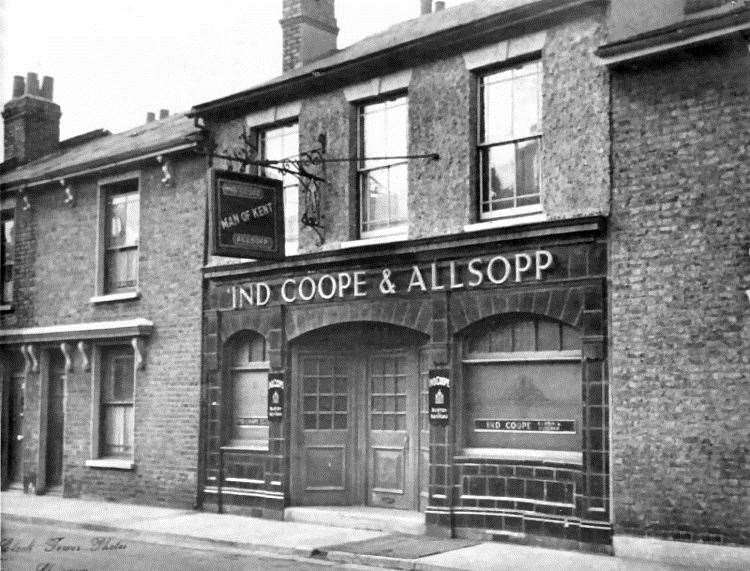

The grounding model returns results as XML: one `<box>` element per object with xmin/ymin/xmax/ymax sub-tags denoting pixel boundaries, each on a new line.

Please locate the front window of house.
<box><xmin>478</xmin><ymin>60</ymin><xmax>542</xmax><ymax>219</ymax></box>
<box><xmin>358</xmin><ymin>95</ymin><xmax>409</xmax><ymax>238</ymax></box>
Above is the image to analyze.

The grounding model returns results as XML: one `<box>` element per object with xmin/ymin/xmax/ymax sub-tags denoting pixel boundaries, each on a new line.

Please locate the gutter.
<box><xmin>190</xmin><ymin>0</ymin><xmax>605</xmax><ymax>119</ymax></box>
<box><xmin>1</xmin><ymin>140</ymin><xmax>199</xmax><ymax>192</ymax></box>
<box><xmin>597</xmin><ymin>8</ymin><xmax>750</xmax><ymax>65</ymax></box>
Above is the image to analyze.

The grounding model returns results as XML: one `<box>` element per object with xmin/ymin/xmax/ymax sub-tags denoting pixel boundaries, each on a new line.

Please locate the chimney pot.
<box><xmin>435</xmin><ymin>1</ymin><xmax>445</xmax><ymax>11</ymax></box>
<box><xmin>41</xmin><ymin>76</ymin><xmax>54</xmax><ymax>100</ymax></box>
<box><xmin>159</xmin><ymin>109</ymin><xmax>169</xmax><ymax>119</ymax></box>
<box><xmin>26</xmin><ymin>72</ymin><xmax>40</xmax><ymax>96</ymax></box>
<box><xmin>147</xmin><ymin>112</ymin><xmax>156</xmax><ymax>123</ymax></box>
<box><xmin>12</xmin><ymin>76</ymin><xmax>25</xmax><ymax>98</ymax></box>
<box><xmin>420</xmin><ymin>0</ymin><xmax>432</xmax><ymax>15</ymax></box>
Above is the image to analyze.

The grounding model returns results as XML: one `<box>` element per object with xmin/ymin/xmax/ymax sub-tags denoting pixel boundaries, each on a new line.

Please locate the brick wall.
<box><xmin>8</xmin><ymin>154</ymin><xmax>206</xmax><ymax>507</ymax></box>
<box><xmin>610</xmin><ymin>42</ymin><xmax>750</xmax><ymax>545</ymax></box>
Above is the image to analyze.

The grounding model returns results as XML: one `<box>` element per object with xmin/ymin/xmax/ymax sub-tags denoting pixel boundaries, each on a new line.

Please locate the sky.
<box><xmin>0</xmin><ymin>0</ymin><xmax>468</xmax><ymax>141</ymax></box>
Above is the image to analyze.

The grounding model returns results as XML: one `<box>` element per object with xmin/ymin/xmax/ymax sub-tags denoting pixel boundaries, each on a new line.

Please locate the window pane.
<box><xmin>464</xmin><ymin>363</ymin><xmax>581</xmax><ymax>451</ymax></box>
<box><xmin>361</xmin><ymin>168</ymin><xmax>390</xmax><ymax>231</ymax></box>
<box><xmin>2</xmin><ymin>218</ymin><xmax>14</xmax><ymax>303</ymax></box>
<box><xmin>260</xmin><ymin>123</ymin><xmax>299</xmax><ymax>254</ymax></box>
<box><xmin>515</xmin><ymin>139</ymin><xmax>540</xmax><ymax>200</ymax></box>
<box><xmin>387</xmin><ymin>98</ymin><xmax>408</xmax><ymax>156</ymax></box>
<box><xmin>2</xmin><ymin>218</ymin><xmax>13</xmax><ymax>264</ymax></box>
<box><xmin>482</xmin><ymin>144</ymin><xmax>516</xmax><ymax>210</ymax></box>
<box><xmin>362</xmin><ymin>104</ymin><xmax>387</xmax><ymax>169</ymax></box>
<box><xmin>388</xmin><ymin>164</ymin><xmax>408</xmax><ymax>224</ymax></box>
<box><xmin>107</xmin><ymin>192</ymin><xmax>139</xmax><ymax>249</ymax></box>
<box><xmin>481</xmin><ymin>72</ymin><xmax>513</xmax><ymax>144</ymax></box>
<box><xmin>513</xmin><ymin>320</ymin><xmax>535</xmax><ymax>351</ymax></box>
<box><xmin>105</xmin><ymin>247</ymin><xmax>138</xmax><ymax>292</ymax></box>
<box><xmin>512</xmin><ymin>68</ymin><xmax>541</xmax><ymax>138</ymax></box>
<box><xmin>231</xmin><ymin>370</ymin><xmax>269</xmax><ymax>444</ymax></box>
<box><xmin>102</xmin><ymin>404</ymin><xmax>133</xmax><ymax>457</ymax></box>
<box><xmin>103</xmin><ymin>351</ymin><xmax>134</xmax><ymax>402</ymax></box>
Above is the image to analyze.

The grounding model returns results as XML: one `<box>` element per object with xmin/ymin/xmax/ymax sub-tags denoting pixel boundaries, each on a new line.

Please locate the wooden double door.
<box><xmin>292</xmin><ymin>326</ymin><xmax>428</xmax><ymax>510</ymax></box>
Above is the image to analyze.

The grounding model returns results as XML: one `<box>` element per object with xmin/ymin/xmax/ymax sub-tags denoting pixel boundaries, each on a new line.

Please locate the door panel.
<box><xmin>297</xmin><ymin>354</ymin><xmax>353</xmax><ymax>505</ymax></box>
<box><xmin>8</xmin><ymin>372</ymin><xmax>25</xmax><ymax>484</ymax></box>
<box><xmin>46</xmin><ymin>356</ymin><xmax>65</xmax><ymax>487</ymax></box>
<box><xmin>367</xmin><ymin>351</ymin><xmax>418</xmax><ymax>509</ymax></box>
<box><xmin>418</xmin><ymin>349</ymin><xmax>430</xmax><ymax>512</ymax></box>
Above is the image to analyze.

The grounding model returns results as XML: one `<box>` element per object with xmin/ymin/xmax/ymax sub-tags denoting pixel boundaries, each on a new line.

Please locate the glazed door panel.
<box><xmin>367</xmin><ymin>351</ymin><xmax>419</xmax><ymax>510</ymax></box>
<box><xmin>296</xmin><ymin>354</ymin><xmax>353</xmax><ymax>505</ymax></box>
<box><xmin>46</xmin><ymin>361</ymin><xmax>65</xmax><ymax>487</ymax></box>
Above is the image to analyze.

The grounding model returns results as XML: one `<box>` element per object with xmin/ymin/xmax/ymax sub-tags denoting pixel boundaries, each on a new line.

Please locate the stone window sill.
<box><xmin>89</xmin><ymin>290</ymin><xmax>141</xmax><ymax>305</ymax></box>
<box><xmin>85</xmin><ymin>458</ymin><xmax>135</xmax><ymax>470</ymax></box>
<box><xmin>458</xmin><ymin>448</ymin><xmax>583</xmax><ymax>465</ymax></box>
<box><xmin>0</xmin><ymin>304</ymin><xmax>13</xmax><ymax>313</ymax></box>
<box><xmin>464</xmin><ymin>210</ymin><xmax>547</xmax><ymax>233</ymax></box>
<box><xmin>340</xmin><ymin>233</ymin><xmax>409</xmax><ymax>249</ymax></box>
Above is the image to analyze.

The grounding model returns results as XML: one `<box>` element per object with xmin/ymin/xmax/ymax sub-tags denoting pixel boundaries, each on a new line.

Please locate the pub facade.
<box><xmin>193</xmin><ymin>0</ymin><xmax>613</xmax><ymax>549</ymax></box>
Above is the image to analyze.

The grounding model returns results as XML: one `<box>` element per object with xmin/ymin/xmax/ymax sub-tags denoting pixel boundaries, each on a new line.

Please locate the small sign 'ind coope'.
<box><xmin>210</xmin><ymin>169</ymin><xmax>284</xmax><ymax>259</ymax></box>
<box><xmin>474</xmin><ymin>419</ymin><xmax>576</xmax><ymax>433</ymax></box>
<box><xmin>268</xmin><ymin>374</ymin><xmax>284</xmax><ymax>421</ymax></box>
<box><xmin>428</xmin><ymin>370</ymin><xmax>450</xmax><ymax>426</ymax></box>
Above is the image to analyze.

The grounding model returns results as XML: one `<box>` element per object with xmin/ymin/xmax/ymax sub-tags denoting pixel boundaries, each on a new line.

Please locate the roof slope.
<box><xmin>192</xmin><ymin>0</ymin><xmax>550</xmax><ymax>114</ymax></box>
<box><xmin>1</xmin><ymin>112</ymin><xmax>200</xmax><ymax>188</ymax></box>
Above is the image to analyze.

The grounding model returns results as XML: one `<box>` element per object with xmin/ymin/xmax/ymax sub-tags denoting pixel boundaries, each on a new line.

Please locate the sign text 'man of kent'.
<box><xmin>209</xmin><ymin>169</ymin><xmax>284</xmax><ymax>260</ymax></box>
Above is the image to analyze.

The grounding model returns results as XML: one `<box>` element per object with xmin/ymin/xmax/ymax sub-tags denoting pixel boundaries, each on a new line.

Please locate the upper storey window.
<box><xmin>102</xmin><ymin>179</ymin><xmax>139</xmax><ymax>294</ymax></box>
<box><xmin>259</xmin><ymin>122</ymin><xmax>299</xmax><ymax>255</ymax></box>
<box><xmin>357</xmin><ymin>95</ymin><xmax>409</xmax><ymax>239</ymax></box>
<box><xmin>1</xmin><ymin>204</ymin><xmax>14</xmax><ymax>306</ymax></box>
<box><xmin>478</xmin><ymin>60</ymin><xmax>542</xmax><ymax>219</ymax></box>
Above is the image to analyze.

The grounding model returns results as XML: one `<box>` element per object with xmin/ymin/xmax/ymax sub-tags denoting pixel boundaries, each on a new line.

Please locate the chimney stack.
<box><xmin>435</xmin><ymin>1</ymin><xmax>446</xmax><ymax>11</ymax></box>
<box><xmin>159</xmin><ymin>109</ymin><xmax>169</xmax><ymax>119</ymax></box>
<box><xmin>146</xmin><ymin>112</ymin><xmax>156</xmax><ymax>123</ymax></box>
<box><xmin>421</xmin><ymin>0</ymin><xmax>432</xmax><ymax>15</ymax></box>
<box><xmin>2</xmin><ymin>72</ymin><xmax>61</xmax><ymax>163</ymax></box>
<box><xmin>280</xmin><ymin>0</ymin><xmax>338</xmax><ymax>72</ymax></box>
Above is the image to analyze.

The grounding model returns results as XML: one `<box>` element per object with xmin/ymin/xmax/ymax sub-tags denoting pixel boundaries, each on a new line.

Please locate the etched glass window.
<box><xmin>463</xmin><ymin>315</ymin><xmax>581</xmax><ymax>452</ymax></box>
<box><xmin>227</xmin><ymin>332</ymin><xmax>269</xmax><ymax>449</ymax></box>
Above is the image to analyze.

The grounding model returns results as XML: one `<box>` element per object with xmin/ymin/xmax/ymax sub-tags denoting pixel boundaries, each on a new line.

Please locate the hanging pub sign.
<box><xmin>268</xmin><ymin>374</ymin><xmax>284</xmax><ymax>421</ymax></box>
<box><xmin>428</xmin><ymin>370</ymin><xmax>450</xmax><ymax>426</ymax></box>
<box><xmin>209</xmin><ymin>169</ymin><xmax>284</xmax><ymax>259</ymax></box>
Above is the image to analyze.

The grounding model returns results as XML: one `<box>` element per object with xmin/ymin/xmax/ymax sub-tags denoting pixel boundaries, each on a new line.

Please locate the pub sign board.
<box><xmin>268</xmin><ymin>373</ymin><xmax>284</xmax><ymax>421</ymax></box>
<box><xmin>428</xmin><ymin>369</ymin><xmax>450</xmax><ymax>425</ymax></box>
<box><xmin>209</xmin><ymin>169</ymin><xmax>284</xmax><ymax>259</ymax></box>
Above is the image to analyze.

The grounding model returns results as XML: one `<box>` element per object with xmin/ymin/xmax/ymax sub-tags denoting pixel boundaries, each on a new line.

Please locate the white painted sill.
<box><xmin>85</xmin><ymin>458</ymin><xmax>135</xmax><ymax>470</ymax></box>
<box><xmin>89</xmin><ymin>290</ymin><xmax>141</xmax><ymax>304</ymax></box>
<box><xmin>464</xmin><ymin>210</ymin><xmax>547</xmax><ymax>233</ymax></box>
<box><xmin>458</xmin><ymin>448</ymin><xmax>583</xmax><ymax>465</ymax></box>
<box><xmin>0</xmin><ymin>304</ymin><xmax>13</xmax><ymax>313</ymax></box>
<box><xmin>340</xmin><ymin>233</ymin><xmax>409</xmax><ymax>249</ymax></box>
<box><xmin>221</xmin><ymin>444</ymin><xmax>269</xmax><ymax>453</ymax></box>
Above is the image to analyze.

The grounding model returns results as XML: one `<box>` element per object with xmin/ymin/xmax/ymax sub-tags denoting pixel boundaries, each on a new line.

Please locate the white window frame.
<box><xmin>92</xmin><ymin>171</ymin><xmax>141</xmax><ymax>304</ymax></box>
<box><xmin>86</xmin><ymin>343</ymin><xmax>136</xmax><ymax>470</ymax></box>
<box><xmin>257</xmin><ymin>121</ymin><xmax>300</xmax><ymax>256</ymax></box>
<box><xmin>0</xmin><ymin>195</ymin><xmax>16</xmax><ymax>310</ymax></box>
<box><xmin>477</xmin><ymin>59</ymin><xmax>543</xmax><ymax>222</ymax></box>
<box><xmin>356</xmin><ymin>93</ymin><xmax>410</xmax><ymax>240</ymax></box>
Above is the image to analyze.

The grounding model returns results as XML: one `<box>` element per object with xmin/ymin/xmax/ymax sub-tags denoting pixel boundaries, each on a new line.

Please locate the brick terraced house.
<box><xmin>1</xmin><ymin>0</ymin><xmax>748</xmax><ymax>558</ymax></box>
<box><xmin>0</xmin><ymin>78</ymin><xmax>206</xmax><ymax>506</ymax></box>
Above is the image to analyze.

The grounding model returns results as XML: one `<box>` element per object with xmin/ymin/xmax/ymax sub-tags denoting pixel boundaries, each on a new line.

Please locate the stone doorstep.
<box><xmin>319</xmin><ymin>549</ymin><xmax>459</xmax><ymax>571</ymax></box>
<box><xmin>285</xmin><ymin>506</ymin><xmax>428</xmax><ymax>535</ymax></box>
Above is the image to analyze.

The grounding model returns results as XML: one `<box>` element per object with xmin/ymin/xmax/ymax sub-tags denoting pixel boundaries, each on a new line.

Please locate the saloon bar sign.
<box><xmin>209</xmin><ymin>169</ymin><xmax>284</xmax><ymax>259</ymax></box>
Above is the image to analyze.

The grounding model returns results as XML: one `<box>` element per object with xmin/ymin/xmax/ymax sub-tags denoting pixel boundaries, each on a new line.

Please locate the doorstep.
<box><xmin>285</xmin><ymin>505</ymin><xmax>427</xmax><ymax>535</ymax></box>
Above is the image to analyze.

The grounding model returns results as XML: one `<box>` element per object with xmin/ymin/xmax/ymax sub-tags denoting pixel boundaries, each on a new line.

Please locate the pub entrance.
<box><xmin>291</xmin><ymin>323</ymin><xmax>428</xmax><ymax>510</ymax></box>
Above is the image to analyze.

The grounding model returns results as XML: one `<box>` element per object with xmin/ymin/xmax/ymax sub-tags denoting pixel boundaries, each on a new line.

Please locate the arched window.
<box><xmin>462</xmin><ymin>314</ymin><xmax>582</xmax><ymax>459</ymax></box>
<box><xmin>225</xmin><ymin>331</ymin><xmax>269</xmax><ymax>450</ymax></box>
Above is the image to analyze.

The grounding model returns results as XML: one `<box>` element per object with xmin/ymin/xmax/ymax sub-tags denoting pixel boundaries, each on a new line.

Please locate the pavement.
<box><xmin>2</xmin><ymin>491</ymin><xmax>748</xmax><ymax>570</ymax></box>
